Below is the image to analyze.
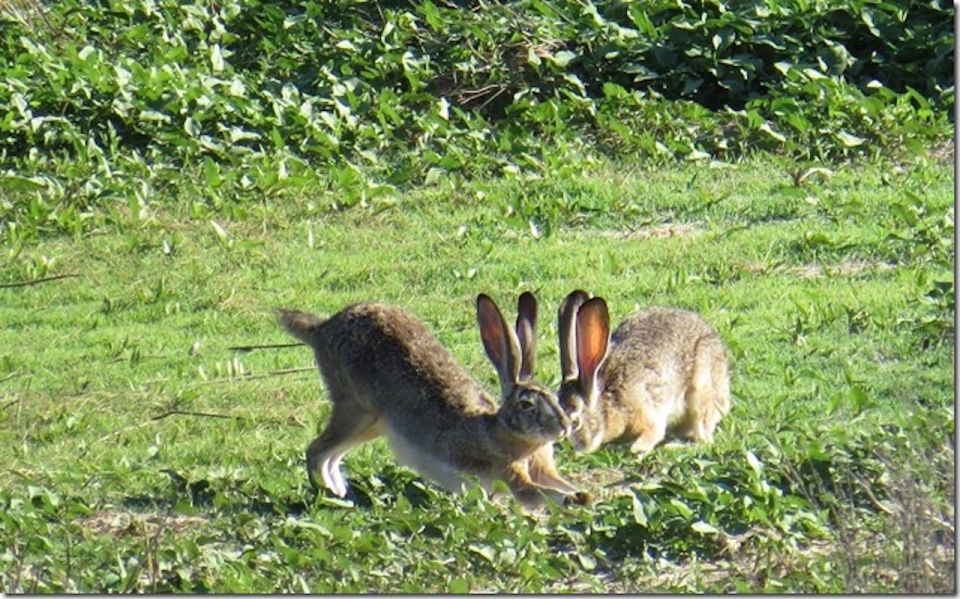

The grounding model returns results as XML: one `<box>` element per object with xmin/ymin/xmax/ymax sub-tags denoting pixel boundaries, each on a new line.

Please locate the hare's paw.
<box><xmin>564</xmin><ymin>490</ymin><xmax>594</xmax><ymax>507</ymax></box>
<box><xmin>629</xmin><ymin>424</ymin><xmax>666</xmax><ymax>455</ymax></box>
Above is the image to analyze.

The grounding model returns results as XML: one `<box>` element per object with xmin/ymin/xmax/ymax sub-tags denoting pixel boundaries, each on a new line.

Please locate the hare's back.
<box><xmin>604</xmin><ymin>308</ymin><xmax>720</xmax><ymax>395</ymax></box>
<box><xmin>315</xmin><ymin>303</ymin><xmax>495</xmax><ymax>417</ymax></box>
<box><xmin>612</xmin><ymin>307</ymin><xmax>718</xmax><ymax>348</ymax></box>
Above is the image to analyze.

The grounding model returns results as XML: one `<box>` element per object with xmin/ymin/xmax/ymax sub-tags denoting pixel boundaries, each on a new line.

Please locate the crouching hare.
<box><xmin>278</xmin><ymin>292</ymin><xmax>589</xmax><ymax>508</ymax></box>
<box><xmin>556</xmin><ymin>290</ymin><xmax>731</xmax><ymax>456</ymax></box>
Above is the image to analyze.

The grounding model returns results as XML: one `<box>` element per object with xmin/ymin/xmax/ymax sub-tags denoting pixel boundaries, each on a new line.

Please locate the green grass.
<box><xmin>0</xmin><ymin>157</ymin><xmax>954</xmax><ymax>593</ymax></box>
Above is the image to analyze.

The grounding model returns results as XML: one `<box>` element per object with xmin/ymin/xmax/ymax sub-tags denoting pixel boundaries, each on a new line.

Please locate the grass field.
<box><xmin>0</xmin><ymin>157</ymin><xmax>954</xmax><ymax>592</ymax></box>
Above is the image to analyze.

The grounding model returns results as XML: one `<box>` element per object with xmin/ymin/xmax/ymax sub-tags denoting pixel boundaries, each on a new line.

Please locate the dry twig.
<box><xmin>227</xmin><ymin>342</ymin><xmax>303</xmax><ymax>352</ymax></box>
<box><xmin>0</xmin><ymin>274</ymin><xmax>80</xmax><ymax>289</ymax></box>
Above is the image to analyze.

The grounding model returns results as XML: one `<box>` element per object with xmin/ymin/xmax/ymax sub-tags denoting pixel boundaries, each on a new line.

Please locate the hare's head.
<box><xmin>498</xmin><ymin>382</ymin><xmax>571</xmax><ymax>443</ymax></box>
<box><xmin>556</xmin><ymin>290</ymin><xmax>611</xmax><ymax>453</ymax></box>
<box><xmin>478</xmin><ymin>292</ymin><xmax>572</xmax><ymax>443</ymax></box>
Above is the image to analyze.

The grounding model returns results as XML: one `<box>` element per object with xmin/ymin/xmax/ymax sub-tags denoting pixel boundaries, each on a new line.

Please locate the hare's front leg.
<box><xmin>628</xmin><ymin>417</ymin><xmax>666</xmax><ymax>456</ymax></box>
<box><xmin>505</xmin><ymin>461</ymin><xmax>590</xmax><ymax>508</ymax></box>
<box><xmin>526</xmin><ymin>445</ymin><xmax>578</xmax><ymax>494</ymax></box>
<box><xmin>504</xmin><ymin>462</ymin><xmax>560</xmax><ymax>508</ymax></box>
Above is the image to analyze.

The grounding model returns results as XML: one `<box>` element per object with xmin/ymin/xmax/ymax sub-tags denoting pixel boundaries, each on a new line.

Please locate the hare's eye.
<box><xmin>561</xmin><ymin>394</ymin><xmax>583</xmax><ymax>415</ymax></box>
<box><xmin>518</xmin><ymin>395</ymin><xmax>536</xmax><ymax>411</ymax></box>
<box><xmin>570</xmin><ymin>412</ymin><xmax>583</xmax><ymax>430</ymax></box>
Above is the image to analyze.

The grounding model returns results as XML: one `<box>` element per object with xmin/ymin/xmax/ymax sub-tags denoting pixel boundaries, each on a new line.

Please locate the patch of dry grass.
<box><xmin>76</xmin><ymin>509</ymin><xmax>209</xmax><ymax>539</ymax></box>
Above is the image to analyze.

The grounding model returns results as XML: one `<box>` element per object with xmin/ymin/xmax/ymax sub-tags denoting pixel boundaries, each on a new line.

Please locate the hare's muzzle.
<box><xmin>557</xmin><ymin>411</ymin><xmax>576</xmax><ymax>439</ymax></box>
<box><xmin>569</xmin><ymin>411</ymin><xmax>584</xmax><ymax>433</ymax></box>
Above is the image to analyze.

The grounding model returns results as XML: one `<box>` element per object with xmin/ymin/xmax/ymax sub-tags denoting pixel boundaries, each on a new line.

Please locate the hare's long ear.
<box><xmin>558</xmin><ymin>290</ymin><xmax>590</xmax><ymax>380</ymax></box>
<box><xmin>516</xmin><ymin>291</ymin><xmax>538</xmax><ymax>381</ymax></box>
<box><xmin>478</xmin><ymin>294</ymin><xmax>522</xmax><ymax>397</ymax></box>
<box><xmin>575</xmin><ymin>297</ymin><xmax>610</xmax><ymax>405</ymax></box>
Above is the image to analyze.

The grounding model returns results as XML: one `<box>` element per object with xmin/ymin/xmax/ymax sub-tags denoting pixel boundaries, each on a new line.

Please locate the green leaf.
<box><xmin>632</xmin><ymin>494</ymin><xmax>648</xmax><ymax>526</ymax></box>
<box><xmin>773</xmin><ymin>61</ymin><xmax>793</xmax><ymax>76</ymax></box>
<box><xmin>210</xmin><ymin>44</ymin><xmax>224</xmax><ymax>72</ymax></box>
<box><xmin>682</xmin><ymin>78</ymin><xmax>703</xmax><ymax>95</ymax></box>
<box><xmin>861</xmin><ymin>10</ymin><xmax>880</xmax><ymax>36</ymax></box>
<box><xmin>550</xmin><ymin>50</ymin><xmax>577</xmax><ymax>68</ymax></box>
<box><xmin>204</xmin><ymin>158</ymin><xmax>221</xmax><ymax>188</ymax></box>
<box><xmin>285</xmin><ymin>517</ymin><xmax>333</xmax><ymax>538</ymax></box>
<box><xmin>210</xmin><ymin>220</ymin><xmax>230</xmax><ymax>242</ymax></box>
<box><xmin>745</xmin><ymin>450</ymin><xmax>763</xmax><ymax>476</ymax></box>
<box><xmin>668</xmin><ymin>498</ymin><xmax>694</xmax><ymax>520</ymax></box>
<box><xmin>759</xmin><ymin>123</ymin><xmax>786</xmax><ymax>142</ymax></box>
<box><xmin>0</xmin><ymin>174</ymin><xmax>48</xmax><ymax>191</ymax></box>
<box><xmin>847</xmin><ymin>385</ymin><xmax>873</xmax><ymax>413</ymax></box>
<box><xmin>173</xmin><ymin>500</ymin><xmax>198</xmax><ymax>516</ymax></box>
<box><xmin>577</xmin><ymin>552</ymin><xmax>597</xmax><ymax>570</ymax></box>
<box><xmin>691</xmin><ymin>520</ymin><xmax>720</xmax><ymax>535</ymax></box>
<box><xmin>468</xmin><ymin>543</ymin><xmax>496</xmax><ymax>563</ymax></box>
<box><xmin>835</xmin><ymin>131</ymin><xmax>865</xmax><ymax>147</ymax></box>
<box><xmin>628</xmin><ymin>6</ymin><xmax>657</xmax><ymax>37</ymax></box>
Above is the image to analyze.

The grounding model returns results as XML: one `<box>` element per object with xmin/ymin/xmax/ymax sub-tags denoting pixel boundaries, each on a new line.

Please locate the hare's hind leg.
<box><xmin>306</xmin><ymin>402</ymin><xmax>383</xmax><ymax>497</ymax></box>
<box><xmin>684</xmin><ymin>335</ymin><xmax>730</xmax><ymax>443</ymax></box>
<box><xmin>326</xmin><ymin>418</ymin><xmax>385</xmax><ymax>497</ymax></box>
<box><xmin>710</xmin><ymin>346</ymin><xmax>731</xmax><ymax>417</ymax></box>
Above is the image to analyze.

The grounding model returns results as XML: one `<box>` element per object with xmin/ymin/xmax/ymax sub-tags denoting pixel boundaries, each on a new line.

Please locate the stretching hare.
<box><xmin>556</xmin><ymin>290</ymin><xmax>731</xmax><ymax>455</ymax></box>
<box><xmin>277</xmin><ymin>293</ymin><xmax>587</xmax><ymax>508</ymax></box>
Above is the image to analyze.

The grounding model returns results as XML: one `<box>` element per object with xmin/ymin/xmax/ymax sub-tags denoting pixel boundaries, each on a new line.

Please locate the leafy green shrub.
<box><xmin>0</xmin><ymin>0</ymin><xmax>953</xmax><ymax>240</ymax></box>
<box><xmin>569</xmin><ymin>0</ymin><xmax>952</xmax><ymax>108</ymax></box>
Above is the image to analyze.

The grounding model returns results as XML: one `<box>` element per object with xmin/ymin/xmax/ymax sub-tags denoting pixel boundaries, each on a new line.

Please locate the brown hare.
<box><xmin>278</xmin><ymin>292</ymin><xmax>588</xmax><ymax>508</ymax></box>
<box><xmin>556</xmin><ymin>290</ymin><xmax>731</xmax><ymax>456</ymax></box>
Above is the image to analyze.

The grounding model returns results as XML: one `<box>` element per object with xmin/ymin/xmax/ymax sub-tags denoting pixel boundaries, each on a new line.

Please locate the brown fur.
<box><xmin>278</xmin><ymin>296</ymin><xmax>588</xmax><ymax>508</ymax></box>
<box><xmin>556</xmin><ymin>292</ymin><xmax>731</xmax><ymax>456</ymax></box>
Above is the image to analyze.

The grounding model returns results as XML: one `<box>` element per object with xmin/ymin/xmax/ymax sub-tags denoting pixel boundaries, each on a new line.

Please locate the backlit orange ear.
<box><xmin>575</xmin><ymin>297</ymin><xmax>610</xmax><ymax>391</ymax></box>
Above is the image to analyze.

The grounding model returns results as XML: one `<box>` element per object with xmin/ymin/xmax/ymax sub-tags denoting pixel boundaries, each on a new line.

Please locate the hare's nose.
<box><xmin>561</xmin><ymin>416</ymin><xmax>578</xmax><ymax>439</ymax></box>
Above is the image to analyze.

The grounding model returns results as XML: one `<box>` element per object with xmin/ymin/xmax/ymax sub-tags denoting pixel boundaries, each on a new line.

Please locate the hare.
<box><xmin>277</xmin><ymin>292</ymin><xmax>588</xmax><ymax>508</ymax></box>
<box><xmin>556</xmin><ymin>290</ymin><xmax>731</xmax><ymax>456</ymax></box>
